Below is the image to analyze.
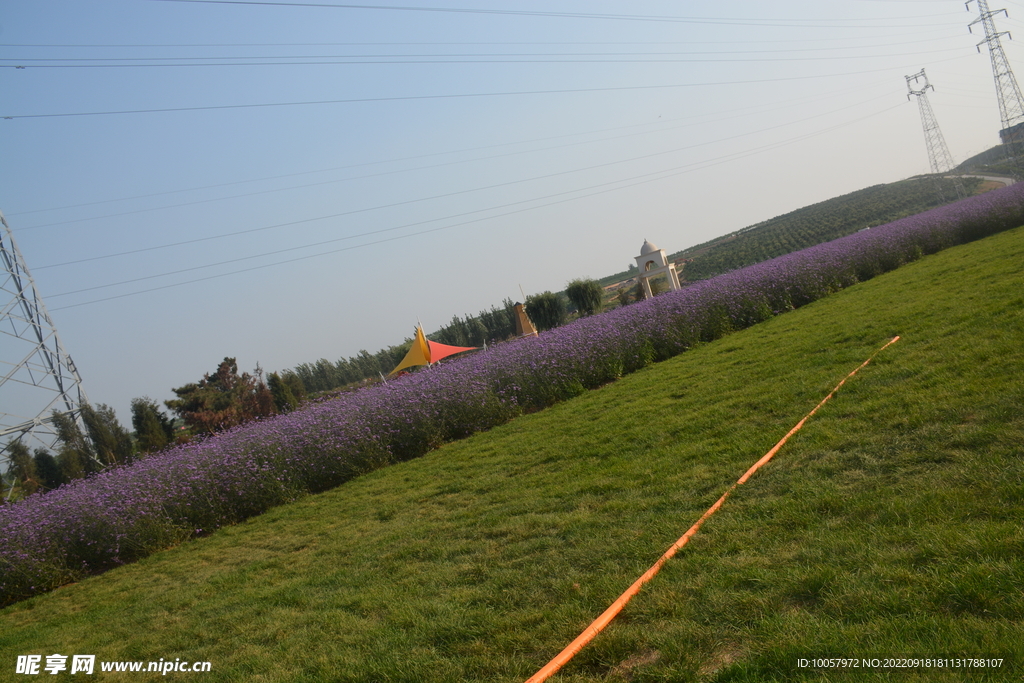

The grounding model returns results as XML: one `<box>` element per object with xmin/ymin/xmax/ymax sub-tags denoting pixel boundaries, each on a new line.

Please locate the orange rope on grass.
<box><xmin>524</xmin><ymin>336</ymin><xmax>900</xmax><ymax>683</ymax></box>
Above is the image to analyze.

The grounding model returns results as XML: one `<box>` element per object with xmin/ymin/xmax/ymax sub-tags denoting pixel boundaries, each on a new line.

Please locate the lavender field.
<box><xmin>3</xmin><ymin>182</ymin><xmax>1024</xmax><ymax>607</ymax></box>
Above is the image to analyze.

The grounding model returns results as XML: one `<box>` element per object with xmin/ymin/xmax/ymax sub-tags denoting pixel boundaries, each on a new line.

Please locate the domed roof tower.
<box><xmin>639</xmin><ymin>239</ymin><xmax>660</xmax><ymax>256</ymax></box>
<box><xmin>634</xmin><ymin>238</ymin><xmax>681</xmax><ymax>299</ymax></box>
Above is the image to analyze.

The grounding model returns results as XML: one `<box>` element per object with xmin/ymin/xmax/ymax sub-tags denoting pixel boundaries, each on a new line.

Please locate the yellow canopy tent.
<box><xmin>388</xmin><ymin>325</ymin><xmax>477</xmax><ymax>375</ymax></box>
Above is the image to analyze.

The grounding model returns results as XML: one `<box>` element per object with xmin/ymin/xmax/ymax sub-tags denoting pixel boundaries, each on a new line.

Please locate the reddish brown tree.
<box><xmin>165</xmin><ymin>358</ymin><xmax>275</xmax><ymax>435</ymax></box>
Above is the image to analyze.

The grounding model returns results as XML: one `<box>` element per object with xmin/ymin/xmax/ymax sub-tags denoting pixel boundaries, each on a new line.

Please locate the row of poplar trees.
<box><xmin>287</xmin><ymin>279</ymin><xmax>607</xmax><ymax>394</ymax></box>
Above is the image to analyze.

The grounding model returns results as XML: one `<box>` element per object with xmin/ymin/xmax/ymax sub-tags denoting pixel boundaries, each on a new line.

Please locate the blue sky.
<box><xmin>1</xmin><ymin>0</ymin><xmax>1019</xmax><ymax>425</ymax></box>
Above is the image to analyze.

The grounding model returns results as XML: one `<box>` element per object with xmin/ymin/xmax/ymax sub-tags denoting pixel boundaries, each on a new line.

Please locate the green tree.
<box><xmin>476</xmin><ymin>299</ymin><xmax>517</xmax><ymax>341</ymax></box>
<box><xmin>565</xmin><ymin>278</ymin><xmax>604</xmax><ymax>317</ymax></box>
<box><xmin>627</xmin><ymin>282</ymin><xmax>645</xmax><ymax>304</ymax></box>
<box><xmin>33</xmin><ymin>449</ymin><xmax>64</xmax><ymax>491</ymax></box>
<box><xmin>131</xmin><ymin>397</ymin><xmax>176</xmax><ymax>454</ymax></box>
<box><xmin>467</xmin><ymin>317</ymin><xmax>489</xmax><ymax>346</ymax></box>
<box><xmin>436</xmin><ymin>314</ymin><xmax>469</xmax><ymax>347</ymax></box>
<box><xmin>50</xmin><ymin>410</ymin><xmax>100</xmax><ymax>479</ymax></box>
<box><xmin>6</xmin><ymin>440</ymin><xmax>40</xmax><ymax>496</ymax></box>
<box><xmin>268</xmin><ymin>372</ymin><xmax>299</xmax><ymax>413</ymax></box>
<box><xmin>353</xmin><ymin>350</ymin><xmax>382</xmax><ymax>379</ymax></box>
<box><xmin>81</xmin><ymin>403</ymin><xmax>135</xmax><ymax>466</ymax></box>
<box><xmin>166</xmin><ymin>358</ymin><xmax>276</xmax><ymax>435</ymax></box>
<box><xmin>281</xmin><ymin>372</ymin><xmax>306</xmax><ymax>404</ymax></box>
<box><xmin>525</xmin><ymin>291</ymin><xmax>567</xmax><ymax>332</ymax></box>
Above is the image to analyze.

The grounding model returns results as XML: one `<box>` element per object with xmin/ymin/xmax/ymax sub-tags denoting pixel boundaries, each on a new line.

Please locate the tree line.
<box><xmin>283</xmin><ymin>281</ymin><xmax>606</xmax><ymax>394</ymax></box>
<box><xmin>4</xmin><ymin>358</ymin><xmax>306</xmax><ymax>498</ymax></box>
<box><xmin>4</xmin><ymin>280</ymin><xmax>611</xmax><ymax>499</ymax></box>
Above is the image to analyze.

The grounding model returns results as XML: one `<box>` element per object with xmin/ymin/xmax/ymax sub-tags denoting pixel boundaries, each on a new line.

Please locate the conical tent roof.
<box><xmin>389</xmin><ymin>326</ymin><xmax>432</xmax><ymax>375</ymax></box>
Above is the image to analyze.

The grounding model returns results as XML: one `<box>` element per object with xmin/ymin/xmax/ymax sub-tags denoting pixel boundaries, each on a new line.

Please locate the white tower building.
<box><xmin>634</xmin><ymin>240</ymin><xmax>681</xmax><ymax>299</ymax></box>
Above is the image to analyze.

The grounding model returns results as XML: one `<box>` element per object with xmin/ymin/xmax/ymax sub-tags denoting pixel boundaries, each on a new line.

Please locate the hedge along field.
<box><xmin>3</xmin><ymin>182</ymin><xmax>1024</xmax><ymax>607</ymax></box>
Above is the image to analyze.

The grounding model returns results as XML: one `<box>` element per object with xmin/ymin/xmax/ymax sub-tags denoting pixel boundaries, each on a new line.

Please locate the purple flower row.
<box><xmin>3</xmin><ymin>182</ymin><xmax>1024</xmax><ymax>606</ymax></box>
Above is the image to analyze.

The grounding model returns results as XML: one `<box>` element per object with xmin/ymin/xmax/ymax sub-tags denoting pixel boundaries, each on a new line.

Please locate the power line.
<box><xmin>152</xmin><ymin>0</ymin><xmax>962</xmax><ymax>29</ymax></box>
<box><xmin>0</xmin><ymin>33</ymin><xmax>961</xmax><ymax>48</ymax></box>
<box><xmin>11</xmin><ymin>81</ymin><xmax>887</xmax><ymax>222</ymax></box>
<box><xmin>0</xmin><ymin>37</ymin><xmax>963</xmax><ymax>55</ymax></box>
<box><xmin>0</xmin><ymin>46</ymin><xmax>967</xmax><ymax>68</ymax></box>
<box><xmin>33</xmin><ymin>90</ymin><xmax>898</xmax><ymax>270</ymax></box>
<box><xmin>47</xmin><ymin>101</ymin><xmax>905</xmax><ymax>310</ymax></box>
<box><xmin>15</xmin><ymin>118</ymin><xmax>805</xmax><ymax>233</ymax></box>
<box><xmin>0</xmin><ymin>36</ymin><xmax>966</xmax><ymax>61</ymax></box>
<box><xmin>1</xmin><ymin>58</ymin><xmax>968</xmax><ymax>119</ymax></box>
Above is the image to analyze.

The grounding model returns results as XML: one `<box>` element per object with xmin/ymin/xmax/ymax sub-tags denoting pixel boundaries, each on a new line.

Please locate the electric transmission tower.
<box><xmin>967</xmin><ymin>0</ymin><xmax>1024</xmax><ymax>160</ymax></box>
<box><xmin>906</xmin><ymin>69</ymin><xmax>967</xmax><ymax>201</ymax></box>
<box><xmin>0</xmin><ymin>209</ymin><xmax>89</xmax><ymax>493</ymax></box>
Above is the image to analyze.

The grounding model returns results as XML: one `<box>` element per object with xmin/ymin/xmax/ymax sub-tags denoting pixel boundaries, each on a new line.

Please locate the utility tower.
<box><xmin>967</xmin><ymin>0</ymin><xmax>1024</xmax><ymax>158</ymax></box>
<box><xmin>0</xmin><ymin>209</ymin><xmax>89</xmax><ymax>492</ymax></box>
<box><xmin>905</xmin><ymin>69</ymin><xmax>967</xmax><ymax>201</ymax></box>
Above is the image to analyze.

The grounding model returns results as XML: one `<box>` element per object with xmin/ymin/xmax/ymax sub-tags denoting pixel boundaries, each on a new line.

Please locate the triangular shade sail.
<box><xmin>389</xmin><ymin>326</ymin><xmax>431</xmax><ymax>375</ymax></box>
<box><xmin>388</xmin><ymin>325</ymin><xmax>476</xmax><ymax>375</ymax></box>
<box><xmin>426</xmin><ymin>339</ymin><xmax>474</xmax><ymax>363</ymax></box>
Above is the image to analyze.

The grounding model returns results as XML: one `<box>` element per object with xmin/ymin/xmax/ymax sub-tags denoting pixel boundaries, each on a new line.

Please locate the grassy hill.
<box><xmin>672</xmin><ymin>176</ymin><xmax>982</xmax><ymax>281</ymax></box>
<box><xmin>2</xmin><ymin>225</ymin><xmax>1022</xmax><ymax>681</ymax></box>
<box><xmin>596</xmin><ymin>175</ymin><xmax>984</xmax><ymax>291</ymax></box>
<box><xmin>955</xmin><ymin>143</ymin><xmax>1023</xmax><ymax>178</ymax></box>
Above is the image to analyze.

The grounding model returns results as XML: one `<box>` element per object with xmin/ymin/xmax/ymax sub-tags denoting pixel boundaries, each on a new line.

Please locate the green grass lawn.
<box><xmin>2</xmin><ymin>226</ymin><xmax>1023</xmax><ymax>682</ymax></box>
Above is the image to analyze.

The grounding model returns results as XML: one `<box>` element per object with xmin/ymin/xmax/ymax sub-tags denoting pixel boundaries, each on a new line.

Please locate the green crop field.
<box><xmin>595</xmin><ymin>174</ymin><xmax>984</xmax><ymax>292</ymax></box>
<box><xmin>2</xmin><ymin>226</ymin><xmax>1022</xmax><ymax>682</ymax></box>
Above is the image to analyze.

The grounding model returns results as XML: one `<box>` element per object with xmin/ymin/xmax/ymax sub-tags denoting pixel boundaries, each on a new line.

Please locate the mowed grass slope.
<box><xmin>2</xmin><ymin>227</ymin><xmax>1023</xmax><ymax>682</ymax></box>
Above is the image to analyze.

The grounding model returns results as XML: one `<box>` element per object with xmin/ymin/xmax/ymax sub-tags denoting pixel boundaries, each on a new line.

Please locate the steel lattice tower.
<box><xmin>906</xmin><ymin>69</ymin><xmax>967</xmax><ymax>201</ymax></box>
<box><xmin>0</xmin><ymin>209</ymin><xmax>88</xmax><ymax>488</ymax></box>
<box><xmin>967</xmin><ymin>0</ymin><xmax>1024</xmax><ymax>156</ymax></box>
